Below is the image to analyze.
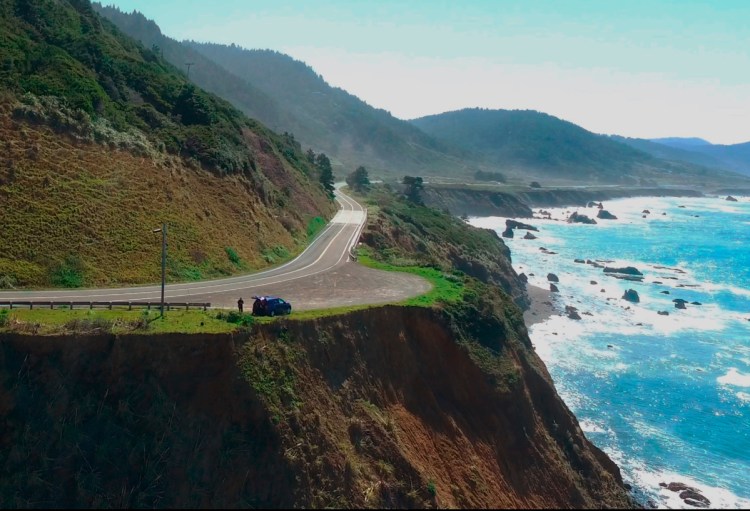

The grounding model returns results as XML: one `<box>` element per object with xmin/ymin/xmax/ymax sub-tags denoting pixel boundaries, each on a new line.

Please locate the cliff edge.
<box><xmin>0</xmin><ymin>300</ymin><xmax>632</xmax><ymax>508</ymax></box>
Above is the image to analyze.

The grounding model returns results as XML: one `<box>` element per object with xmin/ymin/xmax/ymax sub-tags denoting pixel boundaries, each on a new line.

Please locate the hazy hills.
<box><xmin>93</xmin><ymin>5</ymin><xmax>750</xmax><ymax>189</ymax></box>
<box><xmin>0</xmin><ymin>0</ymin><xmax>334</xmax><ymax>288</ymax></box>
<box><xmin>612</xmin><ymin>136</ymin><xmax>750</xmax><ymax>177</ymax></box>
<box><xmin>94</xmin><ymin>4</ymin><xmax>477</xmax><ymax>178</ymax></box>
<box><xmin>411</xmin><ymin>108</ymin><xmax>750</xmax><ymax>187</ymax></box>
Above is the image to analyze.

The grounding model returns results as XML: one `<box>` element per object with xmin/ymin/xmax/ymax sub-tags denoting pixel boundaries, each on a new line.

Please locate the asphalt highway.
<box><xmin>0</xmin><ymin>189</ymin><xmax>432</xmax><ymax>311</ymax></box>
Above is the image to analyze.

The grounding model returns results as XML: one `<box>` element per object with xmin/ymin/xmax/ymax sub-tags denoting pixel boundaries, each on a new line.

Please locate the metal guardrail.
<box><xmin>0</xmin><ymin>301</ymin><xmax>210</xmax><ymax>311</ymax></box>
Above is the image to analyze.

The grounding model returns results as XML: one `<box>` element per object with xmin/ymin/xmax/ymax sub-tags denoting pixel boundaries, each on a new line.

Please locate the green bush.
<box><xmin>225</xmin><ymin>246</ymin><xmax>242</xmax><ymax>266</ymax></box>
<box><xmin>49</xmin><ymin>255</ymin><xmax>85</xmax><ymax>288</ymax></box>
<box><xmin>306</xmin><ymin>216</ymin><xmax>326</xmax><ymax>240</ymax></box>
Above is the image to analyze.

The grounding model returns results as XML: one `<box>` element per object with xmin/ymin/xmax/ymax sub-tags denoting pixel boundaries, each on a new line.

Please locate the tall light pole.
<box><xmin>152</xmin><ymin>224</ymin><xmax>167</xmax><ymax>317</ymax></box>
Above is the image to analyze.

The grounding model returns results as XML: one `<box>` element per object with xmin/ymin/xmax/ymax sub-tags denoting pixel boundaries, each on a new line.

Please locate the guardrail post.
<box><xmin>203</xmin><ymin>303</ymin><xmax>207</xmax><ymax>311</ymax></box>
<box><xmin>147</xmin><ymin>303</ymin><xmax>151</xmax><ymax>310</ymax></box>
<box><xmin>186</xmin><ymin>303</ymin><xmax>189</xmax><ymax>311</ymax></box>
<box><xmin>50</xmin><ymin>302</ymin><xmax>53</xmax><ymax>310</ymax></box>
<box><xmin>108</xmin><ymin>302</ymin><xmax>112</xmax><ymax>310</ymax></box>
<box><xmin>167</xmin><ymin>304</ymin><xmax>171</xmax><ymax>311</ymax></box>
<box><xmin>70</xmin><ymin>301</ymin><xmax>73</xmax><ymax>310</ymax></box>
<box><xmin>9</xmin><ymin>302</ymin><xmax>12</xmax><ymax>310</ymax></box>
<box><xmin>30</xmin><ymin>302</ymin><xmax>33</xmax><ymax>310</ymax></box>
<box><xmin>128</xmin><ymin>302</ymin><xmax>132</xmax><ymax>311</ymax></box>
<box><xmin>89</xmin><ymin>301</ymin><xmax>93</xmax><ymax>309</ymax></box>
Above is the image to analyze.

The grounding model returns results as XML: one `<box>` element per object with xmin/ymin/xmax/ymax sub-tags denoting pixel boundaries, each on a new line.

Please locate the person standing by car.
<box><xmin>237</xmin><ymin>297</ymin><xmax>244</xmax><ymax>313</ymax></box>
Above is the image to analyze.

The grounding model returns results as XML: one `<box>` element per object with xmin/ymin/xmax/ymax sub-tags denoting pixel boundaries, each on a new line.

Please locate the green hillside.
<box><xmin>185</xmin><ymin>43</ymin><xmax>481</xmax><ymax>178</ymax></box>
<box><xmin>411</xmin><ymin>108</ymin><xmax>750</xmax><ymax>187</ymax></box>
<box><xmin>91</xmin><ymin>3</ymin><xmax>293</xmax><ymax>133</ymax></box>
<box><xmin>92</xmin><ymin>5</ymin><xmax>477</xmax><ymax>179</ymax></box>
<box><xmin>0</xmin><ymin>0</ymin><xmax>334</xmax><ymax>288</ymax></box>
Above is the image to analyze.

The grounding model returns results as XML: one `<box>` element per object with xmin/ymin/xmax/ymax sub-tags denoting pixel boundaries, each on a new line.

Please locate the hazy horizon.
<box><xmin>104</xmin><ymin>0</ymin><xmax>749</xmax><ymax>145</ymax></box>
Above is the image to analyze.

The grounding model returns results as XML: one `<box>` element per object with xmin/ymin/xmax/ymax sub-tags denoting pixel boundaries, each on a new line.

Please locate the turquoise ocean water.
<box><xmin>470</xmin><ymin>195</ymin><xmax>750</xmax><ymax>509</ymax></box>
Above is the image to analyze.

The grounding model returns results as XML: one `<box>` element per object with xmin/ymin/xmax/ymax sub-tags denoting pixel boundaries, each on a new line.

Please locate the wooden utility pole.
<box><xmin>185</xmin><ymin>62</ymin><xmax>194</xmax><ymax>79</ymax></box>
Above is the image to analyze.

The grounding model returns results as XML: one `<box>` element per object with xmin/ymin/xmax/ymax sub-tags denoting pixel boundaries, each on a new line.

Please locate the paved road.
<box><xmin>0</xmin><ymin>189</ymin><xmax>432</xmax><ymax>311</ymax></box>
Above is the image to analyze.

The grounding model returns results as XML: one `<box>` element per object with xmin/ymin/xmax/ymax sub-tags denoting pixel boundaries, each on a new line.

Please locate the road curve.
<box><xmin>0</xmin><ymin>189</ymin><xmax>432</xmax><ymax>311</ymax></box>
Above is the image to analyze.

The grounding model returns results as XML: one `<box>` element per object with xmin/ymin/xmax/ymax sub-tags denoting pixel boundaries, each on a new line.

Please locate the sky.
<box><xmin>105</xmin><ymin>0</ymin><xmax>749</xmax><ymax>145</ymax></box>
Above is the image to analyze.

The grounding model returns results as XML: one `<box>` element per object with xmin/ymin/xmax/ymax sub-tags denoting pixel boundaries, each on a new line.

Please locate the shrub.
<box><xmin>50</xmin><ymin>255</ymin><xmax>85</xmax><ymax>288</ymax></box>
<box><xmin>225</xmin><ymin>246</ymin><xmax>241</xmax><ymax>266</ymax></box>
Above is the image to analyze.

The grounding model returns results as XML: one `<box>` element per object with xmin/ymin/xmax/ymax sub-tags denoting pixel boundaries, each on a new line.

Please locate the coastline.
<box><xmin>497</xmin><ymin>195</ymin><xmax>750</xmax><ymax>510</ymax></box>
<box><xmin>523</xmin><ymin>283</ymin><xmax>558</xmax><ymax>327</ymax></box>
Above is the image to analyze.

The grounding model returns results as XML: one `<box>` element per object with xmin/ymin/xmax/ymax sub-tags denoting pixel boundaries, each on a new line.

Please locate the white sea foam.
<box><xmin>737</xmin><ymin>392</ymin><xmax>750</xmax><ymax>404</ymax></box>
<box><xmin>578</xmin><ymin>418</ymin><xmax>609</xmax><ymax>434</ymax></box>
<box><xmin>717</xmin><ymin>368</ymin><xmax>750</xmax><ymax>388</ymax></box>
<box><xmin>625</xmin><ymin>464</ymin><xmax>750</xmax><ymax>509</ymax></box>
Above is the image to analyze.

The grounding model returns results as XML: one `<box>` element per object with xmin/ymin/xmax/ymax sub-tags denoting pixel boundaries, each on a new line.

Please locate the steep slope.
<box><xmin>184</xmin><ymin>43</ymin><xmax>477</xmax><ymax>178</ymax></box>
<box><xmin>94</xmin><ymin>4</ymin><xmax>477</xmax><ymax>179</ymax></box>
<box><xmin>0</xmin><ymin>0</ymin><xmax>335</xmax><ymax>288</ymax></box>
<box><xmin>91</xmin><ymin>3</ymin><xmax>291</xmax><ymax>132</ymax></box>
<box><xmin>0</xmin><ymin>304</ymin><xmax>633</xmax><ymax>508</ymax></box>
<box><xmin>411</xmin><ymin>108</ymin><xmax>750</xmax><ymax>187</ymax></box>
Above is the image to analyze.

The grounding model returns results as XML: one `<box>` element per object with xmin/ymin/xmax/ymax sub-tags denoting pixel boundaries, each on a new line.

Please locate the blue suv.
<box><xmin>251</xmin><ymin>296</ymin><xmax>292</xmax><ymax>316</ymax></box>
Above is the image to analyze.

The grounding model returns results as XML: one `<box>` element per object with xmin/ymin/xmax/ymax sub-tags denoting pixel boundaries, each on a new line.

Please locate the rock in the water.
<box><xmin>501</xmin><ymin>226</ymin><xmax>514</xmax><ymax>238</ymax></box>
<box><xmin>660</xmin><ymin>290</ymin><xmax>671</xmax><ymax>294</ymax></box>
<box><xmin>506</xmin><ymin>219</ymin><xmax>539</xmax><ymax>231</ymax></box>
<box><xmin>683</xmin><ymin>498</ymin><xmax>709</xmax><ymax>508</ymax></box>
<box><xmin>518</xmin><ymin>272</ymin><xmax>528</xmax><ymax>283</ymax></box>
<box><xmin>726</xmin><ymin>195</ymin><xmax>738</xmax><ymax>202</ymax></box>
<box><xmin>574</xmin><ymin>258</ymin><xmax>586</xmax><ymax>263</ymax></box>
<box><xmin>658</xmin><ymin>311</ymin><xmax>670</xmax><ymax>315</ymax></box>
<box><xmin>567</xmin><ymin>212</ymin><xmax>597</xmax><ymax>224</ymax></box>
<box><xmin>590</xmin><ymin>280</ymin><xmax>598</xmax><ymax>285</ymax></box>
<box><xmin>597</xmin><ymin>209</ymin><xmax>618</xmax><ymax>220</ymax></box>
<box><xmin>604</xmin><ymin>266</ymin><xmax>643</xmax><ymax>276</ymax></box>
<box><xmin>691</xmin><ymin>301</ymin><xmax>702</xmax><ymax>305</ymax></box>
<box><xmin>547</xmin><ymin>273</ymin><xmax>559</xmax><ymax>282</ymax></box>
<box><xmin>680</xmin><ymin>490</ymin><xmax>711</xmax><ymax>507</ymax></box>
<box><xmin>566</xmin><ymin>306</ymin><xmax>581</xmax><ymax>320</ymax></box>
<box><xmin>622</xmin><ymin>289</ymin><xmax>640</xmax><ymax>303</ymax></box>
<box><xmin>550</xmin><ymin>283</ymin><xmax>559</xmax><ymax>292</ymax></box>
<box><xmin>663</xmin><ymin>482</ymin><xmax>698</xmax><ymax>493</ymax></box>
<box><xmin>675</xmin><ymin>301</ymin><xmax>687</xmax><ymax>309</ymax></box>
<box><xmin>642</xmin><ymin>209</ymin><xmax>651</xmax><ymax>214</ymax></box>
<box><xmin>523</xmin><ymin>231</ymin><xmax>537</xmax><ymax>239</ymax></box>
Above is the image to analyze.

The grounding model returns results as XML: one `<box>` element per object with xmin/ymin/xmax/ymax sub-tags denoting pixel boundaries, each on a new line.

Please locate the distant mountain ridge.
<box><xmin>410</xmin><ymin>108</ymin><xmax>748</xmax><ymax>186</ymax></box>
<box><xmin>650</xmin><ymin>137</ymin><xmax>712</xmax><ymax>149</ymax></box>
<box><xmin>94</xmin><ymin>4</ymin><xmax>476</xmax><ymax>178</ymax></box>
<box><xmin>614</xmin><ymin>136</ymin><xmax>750</xmax><ymax>177</ymax></box>
<box><xmin>94</xmin><ymin>5</ymin><xmax>750</xmax><ymax>187</ymax></box>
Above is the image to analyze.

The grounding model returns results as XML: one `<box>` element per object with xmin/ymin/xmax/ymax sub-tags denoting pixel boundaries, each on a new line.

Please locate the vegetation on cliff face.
<box><xmin>356</xmin><ymin>185</ymin><xmax>529</xmax><ymax>309</ymax></box>
<box><xmin>0</xmin><ymin>0</ymin><xmax>335</xmax><ymax>288</ymax></box>
<box><xmin>0</xmin><ymin>181</ymin><xmax>633</xmax><ymax>508</ymax></box>
<box><xmin>0</xmin><ymin>303</ymin><xmax>633</xmax><ymax>508</ymax></box>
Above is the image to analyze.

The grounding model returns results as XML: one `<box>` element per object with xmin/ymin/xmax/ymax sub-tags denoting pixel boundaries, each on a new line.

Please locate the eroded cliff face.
<box><xmin>0</xmin><ymin>304</ymin><xmax>633</xmax><ymax>508</ymax></box>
